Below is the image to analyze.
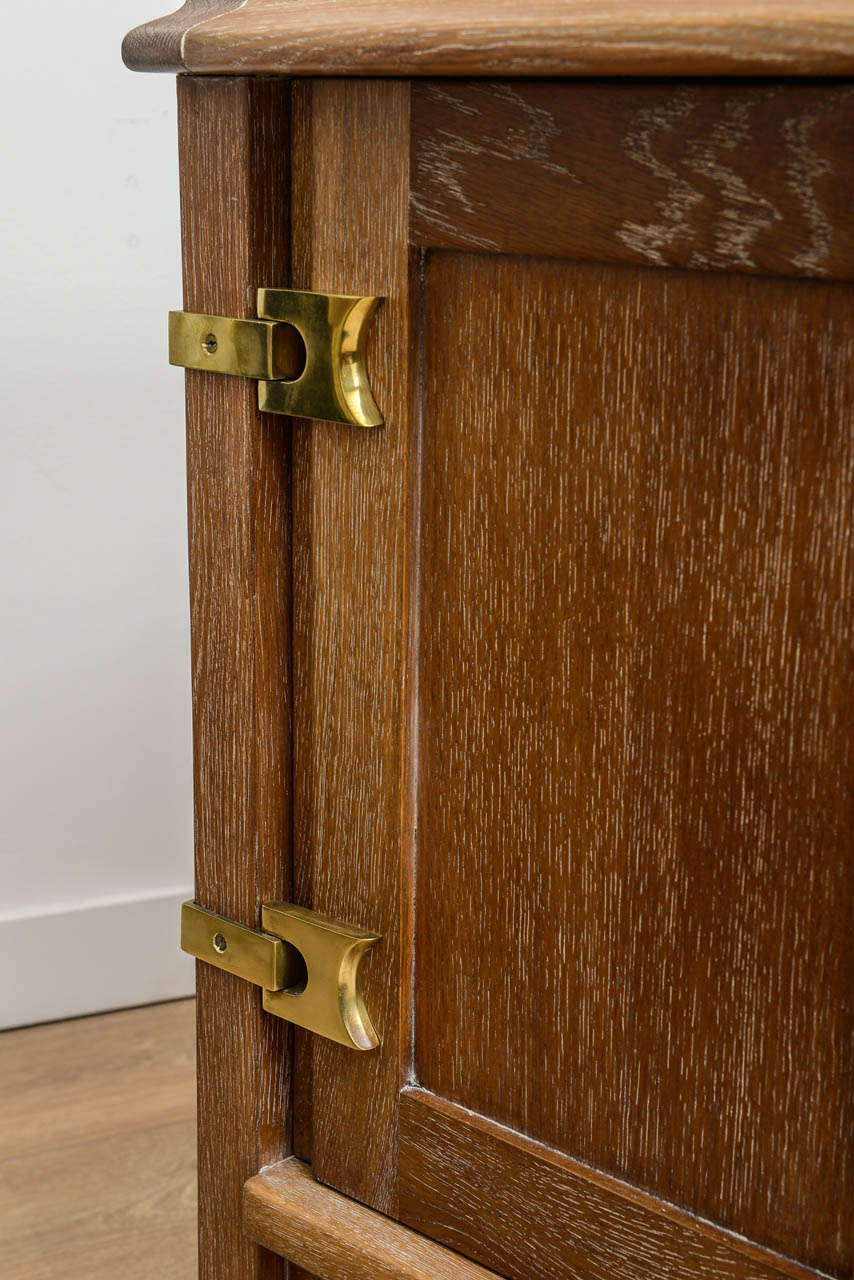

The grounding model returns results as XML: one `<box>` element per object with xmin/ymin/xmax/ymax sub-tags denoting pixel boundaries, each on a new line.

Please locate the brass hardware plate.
<box><xmin>168</xmin><ymin>287</ymin><xmax>384</xmax><ymax>428</ymax></box>
<box><xmin>261</xmin><ymin>903</ymin><xmax>381</xmax><ymax>1051</ymax></box>
<box><xmin>168</xmin><ymin>312</ymin><xmax>299</xmax><ymax>381</ymax></box>
<box><xmin>180</xmin><ymin>899</ymin><xmax>381</xmax><ymax>1051</ymax></box>
<box><xmin>180</xmin><ymin>901</ymin><xmax>294</xmax><ymax>990</ymax></box>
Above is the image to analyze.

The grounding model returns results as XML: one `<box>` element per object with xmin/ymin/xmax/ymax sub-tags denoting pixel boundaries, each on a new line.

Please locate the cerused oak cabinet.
<box><xmin>124</xmin><ymin>6</ymin><xmax>853</xmax><ymax>1280</ymax></box>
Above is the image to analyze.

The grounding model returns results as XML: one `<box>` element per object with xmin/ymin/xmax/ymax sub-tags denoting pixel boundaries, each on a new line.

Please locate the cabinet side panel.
<box><xmin>178</xmin><ymin>75</ymin><xmax>293</xmax><ymax>1280</ymax></box>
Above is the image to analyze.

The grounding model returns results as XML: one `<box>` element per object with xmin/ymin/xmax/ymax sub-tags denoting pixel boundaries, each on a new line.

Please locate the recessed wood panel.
<box><xmin>413</xmin><ymin>250</ymin><xmax>853</xmax><ymax>1273</ymax></box>
<box><xmin>411</xmin><ymin>81</ymin><xmax>854</xmax><ymax>280</ymax></box>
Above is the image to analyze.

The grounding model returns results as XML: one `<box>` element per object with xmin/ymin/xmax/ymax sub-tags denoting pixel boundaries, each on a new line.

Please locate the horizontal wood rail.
<box><xmin>410</xmin><ymin>80</ymin><xmax>854</xmax><ymax>282</ymax></box>
<box><xmin>243</xmin><ymin>1157</ymin><xmax>500</xmax><ymax>1280</ymax></box>
<box><xmin>399</xmin><ymin>1090</ymin><xmax>834</xmax><ymax>1280</ymax></box>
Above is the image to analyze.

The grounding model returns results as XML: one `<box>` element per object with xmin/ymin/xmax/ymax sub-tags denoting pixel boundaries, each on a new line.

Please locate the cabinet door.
<box><xmin>289</xmin><ymin>78</ymin><xmax>853</xmax><ymax>1280</ymax></box>
<box><xmin>176</xmin><ymin>74</ymin><xmax>852</xmax><ymax>1280</ymax></box>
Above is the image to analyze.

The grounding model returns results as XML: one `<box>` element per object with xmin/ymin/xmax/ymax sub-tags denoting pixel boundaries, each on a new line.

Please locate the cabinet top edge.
<box><xmin>123</xmin><ymin>0</ymin><xmax>854</xmax><ymax>77</ymax></box>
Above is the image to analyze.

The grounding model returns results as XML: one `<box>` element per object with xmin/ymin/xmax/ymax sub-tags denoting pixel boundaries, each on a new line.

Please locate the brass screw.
<box><xmin>213</xmin><ymin>932</ymin><xmax>227</xmax><ymax>954</ymax></box>
<box><xmin>202</xmin><ymin>333</ymin><xmax>218</xmax><ymax>355</ymax></box>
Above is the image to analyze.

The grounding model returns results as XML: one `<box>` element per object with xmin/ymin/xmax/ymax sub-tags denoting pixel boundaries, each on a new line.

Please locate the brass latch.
<box><xmin>181</xmin><ymin>900</ymin><xmax>381</xmax><ymax>1051</ymax></box>
<box><xmin>168</xmin><ymin>288</ymin><xmax>384</xmax><ymax>427</ymax></box>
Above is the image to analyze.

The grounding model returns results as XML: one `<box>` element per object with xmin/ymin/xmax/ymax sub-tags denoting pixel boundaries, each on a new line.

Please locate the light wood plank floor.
<box><xmin>0</xmin><ymin>999</ymin><xmax>196</xmax><ymax>1279</ymax></box>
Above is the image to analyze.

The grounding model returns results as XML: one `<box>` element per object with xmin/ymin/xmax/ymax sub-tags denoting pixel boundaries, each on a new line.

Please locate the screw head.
<box><xmin>202</xmin><ymin>333</ymin><xmax>218</xmax><ymax>355</ymax></box>
<box><xmin>212</xmin><ymin>932</ymin><xmax>227</xmax><ymax>954</ymax></box>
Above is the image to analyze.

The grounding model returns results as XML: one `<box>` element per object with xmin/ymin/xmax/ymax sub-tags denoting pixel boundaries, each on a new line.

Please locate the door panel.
<box><xmin>292</xmin><ymin>76</ymin><xmax>853</xmax><ymax>1280</ymax></box>
<box><xmin>413</xmin><ymin>250</ymin><xmax>853</xmax><ymax>1271</ymax></box>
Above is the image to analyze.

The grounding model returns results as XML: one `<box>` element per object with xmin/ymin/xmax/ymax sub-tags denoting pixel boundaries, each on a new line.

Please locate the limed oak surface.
<box><xmin>136</xmin><ymin>63</ymin><xmax>851</xmax><ymax>1280</ymax></box>
<box><xmin>412</xmin><ymin>249</ymin><xmax>853</xmax><ymax>1276</ymax></box>
<box><xmin>178</xmin><ymin>74</ymin><xmax>293</xmax><ymax>1280</ymax></box>
<box><xmin>289</xmin><ymin>77</ymin><xmax>414</xmax><ymax>1214</ymax></box>
<box><xmin>123</xmin><ymin>0</ymin><xmax>854</xmax><ymax>76</ymax></box>
<box><xmin>244</xmin><ymin>1158</ymin><xmax>499</xmax><ymax>1280</ymax></box>
<box><xmin>122</xmin><ymin>0</ymin><xmax>246</xmax><ymax>72</ymax></box>
<box><xmin>411</xmin><ymin>80</ymin><xmax>854</xmax><ymax>280</ymax></box>
<box><xmin>400</xmin><ymin>1090</ymin><xmax>828</xmax><ymax>1280</ymax></box>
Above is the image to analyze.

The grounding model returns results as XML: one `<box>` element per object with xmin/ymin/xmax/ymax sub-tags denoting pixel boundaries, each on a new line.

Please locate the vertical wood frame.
<box><xmin>178</xmin><ymin>75</ymin><xmax>293</xmax><ymax>1280</ymax></box>
<box><xmin>290</xmin><ymin>78</ymin><xmax>414</xmax><ymax>1213</ymax></box>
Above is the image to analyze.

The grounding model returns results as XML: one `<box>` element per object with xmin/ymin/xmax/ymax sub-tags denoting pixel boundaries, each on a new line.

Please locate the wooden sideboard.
<box><xmin>124</xmin><ymin>6</ymin><xmax>853</xmax><ymax>1280</ymax></box>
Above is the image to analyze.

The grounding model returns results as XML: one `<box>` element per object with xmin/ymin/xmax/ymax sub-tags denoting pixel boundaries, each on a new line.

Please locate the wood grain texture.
<box><xmin>289</xmin><ymin>77</ymin><xmax>414</xmax><ymax>1215</ymax></box>
<box><xmin>122</xmin><ymin>0</ymin><xmax>247</xmax><ymax>71</ymax></box>
<box><xmin>399</xmin><ymin>1090</ymin><xmax>833</xmax><ymax>1280</ymax></box>
<box><xmin>124</xmin><ymin>0</ymin><xmax>854</xmax><ymax>77</ymax></box>
<box><xmin>412</xmin><ymin>250</ymin><xmax>853</xmax><ymax>1275</ymax></box>
<box><xmin>163</xmin><ymin>65</ymin><xmax>851</xmax><ymax>1280</ymax></box>
<box><xmin>178</xmin><ymin>75</ymin><xmax>293</xmax><ymax>1280</ymax></box>
<box><xmin>0</xmin><ymin>1001</ymin><xmax>196</xmax><ymax>1280</ymax></box>
<box><xmin>244</xmin><ymin>1157</ymin><xmax>499</xmax><ymax>1279</ymax></box>
<box><xmin>411</xmin><ymin>80</ymin><xmax>854</xmax><ymax>280</ymax></box>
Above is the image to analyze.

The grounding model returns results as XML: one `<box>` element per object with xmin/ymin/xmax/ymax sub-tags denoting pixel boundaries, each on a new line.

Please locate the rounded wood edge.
<box><xmin>184</xmin><ymin>1</ymin><xmax>854</xmax><ymax>77</ymax></box>
<box><xmin>243</xmin><ymin>1157</ymin><xmax>501</xmax><ymax>1280</ymax></box>
<box><xmin>122</xmin><ymin>0</ymin><xmax>247</xmax><ymax>71</ymax></box>
<box><xmin>124</xmin><ymin>0</ymin><xmax>854</xmax><ymax>76</ymax></box>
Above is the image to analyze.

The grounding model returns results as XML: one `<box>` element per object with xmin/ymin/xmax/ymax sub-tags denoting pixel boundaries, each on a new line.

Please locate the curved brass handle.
<box><xmin>257</xmin><ymin>288</ymin><xmax>384</xmax><ymax>427</ymax></box>
<box><xmin>261</xmin><ymin>902</ymin><xmax>381</xmax><ymax>1051</ymax></box>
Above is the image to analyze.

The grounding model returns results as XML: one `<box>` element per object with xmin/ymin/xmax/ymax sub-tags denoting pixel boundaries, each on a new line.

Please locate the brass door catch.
<box><xmin>180</xmin><ymin>900</ymin><xmax>381</xmax><ymax>1051</ymax></box>
<box><xmin>168</xmin><ymin>288</ymin><xmax>384</xmax><ymax>427</ymax></box>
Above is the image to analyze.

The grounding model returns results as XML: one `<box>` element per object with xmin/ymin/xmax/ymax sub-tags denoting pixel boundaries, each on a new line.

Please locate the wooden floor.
<box><xmin>0</xmin><ymin>999</ymin><xmax>197</xmax><ymax>1280</ymax></box>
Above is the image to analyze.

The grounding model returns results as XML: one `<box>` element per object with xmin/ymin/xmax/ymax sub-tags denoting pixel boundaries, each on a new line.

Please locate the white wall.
<box><xmin>0</xmin><ymin>2</ymin><xmax>194</xmax><ymax>1027</ymax></box>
